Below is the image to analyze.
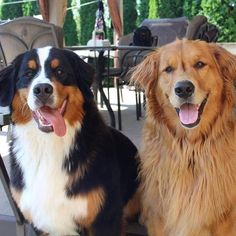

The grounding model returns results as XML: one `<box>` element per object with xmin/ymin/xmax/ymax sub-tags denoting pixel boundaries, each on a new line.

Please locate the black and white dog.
<box><xmin>0</xmin><ymin>47</ymin><xmax>140</xmax><ymax>236</ymax></box>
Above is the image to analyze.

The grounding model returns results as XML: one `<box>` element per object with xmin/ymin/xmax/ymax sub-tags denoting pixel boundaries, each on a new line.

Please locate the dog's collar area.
<box><xmin>33</xmin><ymin>99</ymin><xmax>67</xmax><ymax>136</ymax></box>
<box><xmin>175</xmin><ymin>96</ymin><xmax>208</xmax><ymax>128</ymax></box>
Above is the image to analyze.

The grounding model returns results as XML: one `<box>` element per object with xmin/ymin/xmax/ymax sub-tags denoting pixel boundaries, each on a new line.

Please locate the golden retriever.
<box><xmin>131</xmin><ymin>39</ymin><xmax>236</xmax><ymax>236</ymax></box>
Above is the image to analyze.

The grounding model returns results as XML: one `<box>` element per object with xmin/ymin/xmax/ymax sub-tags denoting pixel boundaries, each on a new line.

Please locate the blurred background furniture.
<box><xmin>0</xmin><ymin>16</ymin><xmax>63</xmax><ymax>65</ymax></box>
<box><xmin>0</xmin><ymin>16</ymin><xmax>64</xmax><ymax>134</ymax></box>
<box><xmin>102</xmin><ymin>45</ymin><xmax>156</xmax><ymax>130</ymax></box>
<box><xmin>141</xmin><ymin>15</ymin><xmax>219</xmax><ymax>46</ymax></box>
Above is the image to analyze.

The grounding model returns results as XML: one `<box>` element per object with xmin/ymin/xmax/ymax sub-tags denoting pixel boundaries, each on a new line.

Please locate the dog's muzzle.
<box><xmin>31</xmin><ymin>83</ymin><xmax>67</xmax><ymax>137</ymax></box>
<box><xmin>174</xmin><ymin>80</ymin><xmax>208</xmax><ymax>128</ymax></box>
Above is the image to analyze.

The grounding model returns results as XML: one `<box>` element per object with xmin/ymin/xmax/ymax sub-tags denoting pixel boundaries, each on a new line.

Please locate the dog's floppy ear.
<box><xmin>0</xmin><ymin>54</ymin><xmax>23</xmax><ymax>106</ymax></box>
<box><xmin>63</xmin><ymin>49</ymin><xmax>95</xmax><ymax>101</ymax></box>
<box><xmin>74</xmin><ymin>55</ymin><xmax>95</xmax><ymax>88</ymax></box>
<box><xmin>130</xmin><ymin>49</ymin><xmax>159</xmax><ymax>96</ymax></box>
<box><xmin>210</xmin><ymin>43</ymin><xmax>236</xmax><ymax>82</ymax></box>
<box><xmin>64</xmin><ymin>49</ymin><xmax>95</xmax><ymax>87</ymax></box>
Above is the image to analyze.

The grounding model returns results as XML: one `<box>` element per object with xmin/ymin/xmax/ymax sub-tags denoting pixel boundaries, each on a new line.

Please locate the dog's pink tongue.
<box><xmin>40</xmin><ymin>107</ymin><xmax>66</xmax><ymax>137</ymax></box>
<box><xmin>179</xmin><ymin>103</ymin><xmax>199</xmax><ymax>125</ymax></box>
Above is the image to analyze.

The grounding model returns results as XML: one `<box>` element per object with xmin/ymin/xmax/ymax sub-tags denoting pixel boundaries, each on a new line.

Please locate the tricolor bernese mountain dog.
<box><xmin>0</xmin><ymin>47</ymin><xmax>140</xmax><ymax>236</ymax></box>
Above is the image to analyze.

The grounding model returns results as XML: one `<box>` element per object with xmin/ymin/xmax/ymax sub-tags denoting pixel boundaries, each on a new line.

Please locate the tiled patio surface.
<box><xmin>0</xmin><ymin>87</ymin><xmax>145</xmax><ymax>217</ymax></box>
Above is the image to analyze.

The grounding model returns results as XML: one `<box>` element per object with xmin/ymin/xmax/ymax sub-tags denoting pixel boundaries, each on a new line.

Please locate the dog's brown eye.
<box><xmin>55</xmin><ymin>68</ymin><xmax>64</xmax><ymax>76</ymax></box>
<box><xmin>164</xmin><ymin>66</ymin><xmax>173</xmax><ymax>73</ymax></box>
<box><xmin>24</xmin><ymin>69</ymin><xmax>35</xmax><ymax>78</ymax></box>
<box><xmin>195</xmin><ymin>61</ymin><xmax>206</xmax><ymax>69</ymax></box>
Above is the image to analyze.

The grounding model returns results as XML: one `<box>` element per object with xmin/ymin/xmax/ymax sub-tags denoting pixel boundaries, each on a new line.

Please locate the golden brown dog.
<box><xmin>131</xmin><ymin>39</ymin><xmax>236</xmax><ymax>236</ymax></box>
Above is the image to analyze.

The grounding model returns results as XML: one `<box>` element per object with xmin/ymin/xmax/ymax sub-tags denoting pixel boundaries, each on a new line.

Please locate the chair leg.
<box><xmin>120</xmin><ymin>85</ymin><xmax>123</xmax><ymax>103</ymax></box>
<box><xmin>100</xmin><ymin>94</ymin><xmax>104</xmax><ymax>108</ymax></box>
<box><xmin>135</xmin><ymin>89</ymin><xmax>141</xmax><ymax>120</ymax></box>
<box><xmin>138</xmin><ymin>90</ymin><xmax>142</xmax><ymax>118</ymax></box>
<box><xmin>107</xmin><ymin>77</ymin><xmax>110</xmax><ymax>101</ymax></box>
<box><xmin>116</xmin><ymin>78</ymin><xmax>122</xmax><ymax>130</ymax></box>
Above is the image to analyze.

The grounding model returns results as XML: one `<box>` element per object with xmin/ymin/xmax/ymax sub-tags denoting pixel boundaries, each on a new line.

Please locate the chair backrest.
<box><xmin>116</xmin><ymin>15</ymin><xmax>218</xmax><ymax>82</ymax></box>
<box><xmin>118</xmin><ymin>33</ymin><xmax>155</xmax><ymax>67</ymax></box>
<box><xmin>0</xmin><ymin>16</ymin><xmax>64</xmax><ymax>65</ymax></box>
<box><xmin>141</xmin><ymin>17</ymin><xmax>188</xmax><ymax>47</ymax></box>
<box><xmin>117</xmin><ymin>17</ymin><xmax>189</xmax><ymax>74</ymax></box>
<box><xmin>185</xmin><ymin>15</ymin><xmax>219</xmax><ymax>42</ymax></box>
<box><xmin>117</xmin><ymin>34</ymin><xmax>155</xmax><ymax>82</ymax></box>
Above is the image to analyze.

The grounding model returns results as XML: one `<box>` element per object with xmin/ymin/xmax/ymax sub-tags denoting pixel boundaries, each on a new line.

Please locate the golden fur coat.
<box><xmin>131</xmin><ymin>39</ymin><xmax>236</xmax><ymax>236</ymax></box>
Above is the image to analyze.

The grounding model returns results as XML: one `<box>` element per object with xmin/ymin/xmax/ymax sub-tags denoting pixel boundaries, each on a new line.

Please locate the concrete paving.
<box><xmin>0</xmin><ymin>87</ymin><xmax>144</xmax><ymax>217</ymax></box>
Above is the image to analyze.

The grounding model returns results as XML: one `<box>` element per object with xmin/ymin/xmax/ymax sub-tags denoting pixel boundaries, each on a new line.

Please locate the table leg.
<box><xmin>96</xmin><ymin>50</ymin><xmax>116</xmax><ymax>128</ymax></box>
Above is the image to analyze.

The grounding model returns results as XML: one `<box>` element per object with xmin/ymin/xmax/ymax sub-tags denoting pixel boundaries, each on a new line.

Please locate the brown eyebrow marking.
<box><xmin>28</xmin><ymin>60</ymin><xmax>37</xmax><ymax>70</ymax></box>
<box><xmin>51</xmin><ymin>59</ymin><xmax>60</xmax><ymax>69</ymax></box>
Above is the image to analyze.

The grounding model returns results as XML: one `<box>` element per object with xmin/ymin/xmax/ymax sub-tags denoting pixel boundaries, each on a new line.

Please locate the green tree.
<box><xmin>63</xmin><ymin>0</ymin><xmax>78</xmax><ymax>46</ymax></box>
<box><xmin>184</xmin><ymin>0</ymin><xmax>202</xmax><ymax>18</ymax></box>
<box><xmin>200</xmin><ymin>0</ymin><xmax>236</xmax><ymax>42</ymax></box>
<box><xmin>137</xmin><ymin>0</ymin><xmax>149</xmax><ymax>25</ymax></box>
<box><xmin>123</xmin><ymin>0</ymin><xmax>137</xmax><ymax>34</ymax></box>
<box><xmin>0</xmin><ymin>0</ymin><xmax>23</xmax><ymax>20</ymax></box>
<box><xmin>79</xmin><ymin>0</ymin><xmax>96</xmax><ymax>45</ymax></box>
<box><xmin>148</xmin><ymin>0</ymin><xmax>158</xmax><ymax>19</ymax></box>
<box><xmin>22</xmin><ymin>0</ymin><xmax>39</xmax><ymax>16</ymax></box>
<box><xmin>158</xmin><ymin>0</ymin><xmax>183</xmax><ymax>18</ymax></box>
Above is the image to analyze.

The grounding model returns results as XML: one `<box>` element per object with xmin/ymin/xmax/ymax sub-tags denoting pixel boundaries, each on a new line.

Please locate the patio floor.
<box><xmin>0</xmin><ymin>86</ymin><xmax>145</xmax><ymax>218</ymax></box>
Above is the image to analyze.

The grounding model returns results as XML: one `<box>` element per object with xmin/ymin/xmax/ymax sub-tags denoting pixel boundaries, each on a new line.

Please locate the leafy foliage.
<box><xmin>148</xmin><ymin>0</ymin><xmax>184</xmax><ymax>18</ymax></box>
<box><xmin>123</xmin><ymin>0</ymin><xmax>137</xmax><ymax>35</ymax></box>
<box><xmin>0</xmin><ymin>0</ymin><xmax>23</xmax><ymax>20</ymax></box>
<box><xmin>79</xmin><ymin>0</ymin><xmax>97</xmax><ymax>45</ymax></box>
<box><xmin>22</xmin><ymin>0</ymin><xmax>39</xmax><ymax>16</ymax></box>
<box><xmin>148</xmin><ymin>0</ymin><xmax>158</xmax><ymax>18</ymax></box>
<box><xmin>137</xmin><ymin>0</ymin><xmax>149</xmax><ymax>25</ymax></box>
<box><xmin>183</xmin><ymin>0</ymin><xmax>202</xmax><ymax>19</ymax></box>
<box><xmin>63</xmin><ymin>0</ymin><xmax>78</xmax><ymax>46</ymax></box>
<box><xmin>158</xmin><ymin>0</ymin><xmax>184</xmax><ymax>18</ymax></box>
<box><xmin>145</xmin><ymin>0</ymin><xmax>236</xmax><ymax>42</ymax></box>
<box><xmin>200</xmin><ymin>0</ymin><xmax>236</xmax><ymax>42</ymax></box>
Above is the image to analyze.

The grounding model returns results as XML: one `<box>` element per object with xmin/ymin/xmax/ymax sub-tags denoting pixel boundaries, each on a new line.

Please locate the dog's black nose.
<box><xmin>174</xmin><ymin>80</ymin><xmax>195</xmax><ymax>98</ymax></box>
<box><xmin>33</xmin><ymin>83</ymin><xmax>53</xmax><ymax>103</ymax></box>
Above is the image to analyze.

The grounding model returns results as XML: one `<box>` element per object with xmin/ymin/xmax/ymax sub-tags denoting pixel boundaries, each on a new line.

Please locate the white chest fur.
<box><xmin>13</xmin><ymin>121</ymin><xmax>86</xmax><ymax>235</ymax></box>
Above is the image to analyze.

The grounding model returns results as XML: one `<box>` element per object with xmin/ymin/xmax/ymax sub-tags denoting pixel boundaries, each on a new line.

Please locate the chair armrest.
<box><xmin>119</xmin><ymin>48</ymin><xmax>154</xmax><ymax>78</ymax></box>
